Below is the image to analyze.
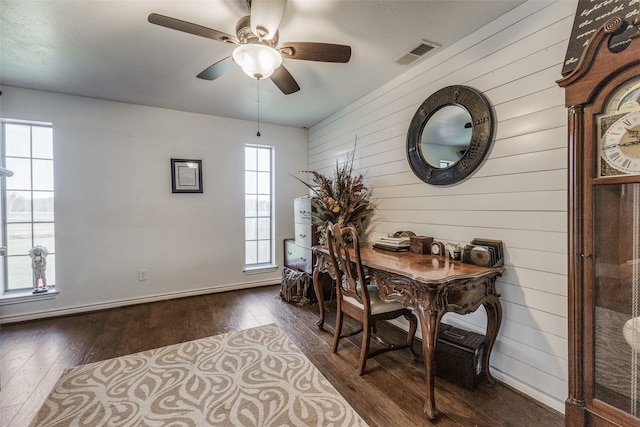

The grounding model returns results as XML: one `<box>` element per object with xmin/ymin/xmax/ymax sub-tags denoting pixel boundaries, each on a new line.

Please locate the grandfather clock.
<box><xmin>557</xmin><ymin>12</ymin><xmax>640</xmax><ymax>427</ymax></box>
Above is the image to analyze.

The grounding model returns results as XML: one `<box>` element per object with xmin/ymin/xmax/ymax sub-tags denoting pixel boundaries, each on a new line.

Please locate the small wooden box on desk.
<box><xmin>283</xmin><ymin>196</ymin><xmax>332</xmax><ymax>302</ymax></box>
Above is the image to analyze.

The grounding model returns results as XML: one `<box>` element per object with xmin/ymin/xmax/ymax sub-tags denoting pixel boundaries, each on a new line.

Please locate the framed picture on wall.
<box><xmin>171</xmin><ymin>159</ymin><xmax>203</xmax><ymax>193</ymax></box>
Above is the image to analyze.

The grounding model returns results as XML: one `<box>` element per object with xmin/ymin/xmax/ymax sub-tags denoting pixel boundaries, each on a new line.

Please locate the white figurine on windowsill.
<box><xmin>30</xmin><ymin>246</ymin><xmax>48</xmax><ymax>294</ymax></box>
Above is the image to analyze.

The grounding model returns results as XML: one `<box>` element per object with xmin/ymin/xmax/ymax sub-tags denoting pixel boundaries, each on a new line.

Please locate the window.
<box><xmin>1</xmin><ymin>122</ymin><xmax>55</xmax><ymax>292</ymax></box>
<box><xmin>244</xmin><ymin>145</ymin><xmax>273</xmax><ymax>268</ymax></box>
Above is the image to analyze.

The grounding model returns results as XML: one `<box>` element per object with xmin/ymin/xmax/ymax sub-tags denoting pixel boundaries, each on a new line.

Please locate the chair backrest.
<box><xmin>326</xmin><ymin>223</ymin><xmax>370</xmax><ymax>309</ymax></box>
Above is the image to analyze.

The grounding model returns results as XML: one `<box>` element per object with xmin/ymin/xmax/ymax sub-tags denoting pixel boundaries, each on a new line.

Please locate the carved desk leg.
<box><xmin>370</xmin><ymin>269</ymin><xmax>442</xmax><ymax>420</ymax></box>
<box><xmin>312</xmin><ymin>256</ymin><xmax>326</xmax><ymax>330</ymax></box>
<box><xmin>312</xmin><ymin>252</ymin><xmax>336</xmax><ymax>331</ymax></box>
<box><xmin>417</xmin><ymin>305</ymin><xmax>441</xmax><ymax>420</ymax></box>
<box><xmin>441</xmin><ymin>275</ymin><xmax>503</xmax><ymax>386</ymax></box>
<box><xmin>481</xmin><ymin>279</ymin><xmax>502</xmax><ymax>385</ymax></box>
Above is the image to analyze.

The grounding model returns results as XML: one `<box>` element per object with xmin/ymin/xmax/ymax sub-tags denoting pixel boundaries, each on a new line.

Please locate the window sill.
<box><xmin>244</xmin><ymin>265</ymin><xmax>278</xmax><ymax>275</ymax></box>
<box><xmin>0</xmin><ymin>288</ymin><xmax>58</xmax><ymax>306</ymax></box>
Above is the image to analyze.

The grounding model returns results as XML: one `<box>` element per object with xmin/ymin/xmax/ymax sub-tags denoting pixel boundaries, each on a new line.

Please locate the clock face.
<box><xmin>430</xmin><ymin>242</ymin><xmax>442</xmax><ymax>255</ymax></box>
<box><xmin>600</xmin><ymin>111</ymin><xmax>640</xmax><ymax>174</ymax></box>
<box><xmin>597</xmin><ymin>76</ymin><xmax>640</xmax><ymax>177</ymax></box>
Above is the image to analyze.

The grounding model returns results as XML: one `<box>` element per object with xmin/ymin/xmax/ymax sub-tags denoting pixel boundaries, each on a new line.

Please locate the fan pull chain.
<box><xmin>256</xmin><ymin>78</ymin><xmax>261</xmax><ymax>137</ymax></box>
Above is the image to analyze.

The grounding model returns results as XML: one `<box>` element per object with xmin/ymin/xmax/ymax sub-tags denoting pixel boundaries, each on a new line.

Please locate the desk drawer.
<box><xmin>294</xmin><ymin>197</ymin><xmax>312</xmax><ymax>225</ymax></box>
<box><xmin>294</xmin><ymin>223</ymin><xmax>312</xmax><ymax>248</ymax></box>
<box><xmin>284</xmin><ymin>239</ymin><xmax>312</xmax><ymax>274</ymax></box>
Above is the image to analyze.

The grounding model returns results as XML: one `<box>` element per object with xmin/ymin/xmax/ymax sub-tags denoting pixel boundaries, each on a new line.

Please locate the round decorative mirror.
<box><xmin>407</xmin><ymin>85</ymin><xmax>494</xmax><ymax>185</ymax></box>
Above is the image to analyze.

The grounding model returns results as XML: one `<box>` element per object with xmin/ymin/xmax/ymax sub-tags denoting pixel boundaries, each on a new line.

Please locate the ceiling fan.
<box><xmin>148</xmin><ymin>0</ymin><xmax>352</xmax><ymax>95</ymax></box>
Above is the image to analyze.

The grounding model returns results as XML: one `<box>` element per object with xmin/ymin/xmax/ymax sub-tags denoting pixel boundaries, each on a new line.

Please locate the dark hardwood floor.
<box><xmin>0</xmin><ymin>285</ymin><xmax>564</xmax><ymax>426</ymax></box>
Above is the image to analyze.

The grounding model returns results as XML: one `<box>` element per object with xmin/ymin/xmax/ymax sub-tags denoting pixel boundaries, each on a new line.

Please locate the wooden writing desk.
<box><xmin>312</xmin><ymin>244</ymin><xmax>505</xmax><ymax>420</ymax></box>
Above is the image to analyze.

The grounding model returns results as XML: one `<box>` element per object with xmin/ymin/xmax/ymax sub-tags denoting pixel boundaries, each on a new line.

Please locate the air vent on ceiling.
<box><xmin>393</xmin><ymin>39</ymin><xmax>439</xmax><ymax>66</ymax></box>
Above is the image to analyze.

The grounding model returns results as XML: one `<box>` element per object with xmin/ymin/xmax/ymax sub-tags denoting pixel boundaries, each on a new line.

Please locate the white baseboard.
<box><xmin>491</xmin><ymin>367</ymin><xmax>565</xmax><ymax>414</ymax></box>
<box><xmin>0</xmin><ymin>278</ymin><xmax>280</xmax><ymax>324</ymax></box>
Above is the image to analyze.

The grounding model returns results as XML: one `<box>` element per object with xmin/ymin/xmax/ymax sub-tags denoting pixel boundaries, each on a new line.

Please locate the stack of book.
<box><xmin>373</xmin><ymin>235</ymin><xmax>411</xmax><ymax>251</ymax></box>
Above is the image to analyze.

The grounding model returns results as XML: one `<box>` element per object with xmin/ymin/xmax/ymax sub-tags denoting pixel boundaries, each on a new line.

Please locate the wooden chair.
<box><xmin>326</xmin><ymin>223</ymin><xmax>418</xmax><ymax>375</ymax></box>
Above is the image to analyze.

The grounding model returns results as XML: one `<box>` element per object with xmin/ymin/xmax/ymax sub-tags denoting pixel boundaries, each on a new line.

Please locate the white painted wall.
<box><xmin>0</xmin><ymin>87</ymin><xmax>308</xmax><ymax>322</ymax></box>
<box><xmin>306</xmin><ymin>0</ymin><xmax>574</xmax><ymax>413</ymax></box>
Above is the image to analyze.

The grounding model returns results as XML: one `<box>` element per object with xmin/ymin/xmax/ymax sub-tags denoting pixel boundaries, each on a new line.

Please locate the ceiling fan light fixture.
<box><xmin>232</xmin><ymin>43</ymin><xmax>282</xmax><ymax>80</ymax></box>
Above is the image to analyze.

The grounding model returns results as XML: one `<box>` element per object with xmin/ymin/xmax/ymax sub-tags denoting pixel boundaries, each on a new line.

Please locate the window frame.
<box><xmin>1</xmin><ymin>120</ymin><xmax>55</xmax><ymax>293</ymax></box>
<box><xmin>244</xmin><ymin>144</ymin><xmax>275</xmax><ymax>272</ymax></box>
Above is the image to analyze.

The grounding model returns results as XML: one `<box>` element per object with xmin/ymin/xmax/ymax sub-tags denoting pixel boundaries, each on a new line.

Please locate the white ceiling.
<box><xmin>0</xmin><ymin>0</ymin><xmax>524</xmax><ymax>129</ymax></box>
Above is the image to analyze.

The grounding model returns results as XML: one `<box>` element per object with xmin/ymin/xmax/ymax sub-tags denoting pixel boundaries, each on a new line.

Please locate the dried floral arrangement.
<box><xmin>295</xmin><ymin>150</ymin><xmax>375</xmax><ymax>243</ymax></box>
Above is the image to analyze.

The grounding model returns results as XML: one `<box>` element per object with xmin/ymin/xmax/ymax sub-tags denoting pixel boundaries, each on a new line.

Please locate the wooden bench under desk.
<box><xmin>312</xmin><ymin>243</ymin><xmax>505</xmax><ymax>421</ymax></box>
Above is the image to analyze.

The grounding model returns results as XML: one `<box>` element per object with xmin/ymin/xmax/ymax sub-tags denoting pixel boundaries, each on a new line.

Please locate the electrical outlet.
<box><xmin>138</xmin><ymin>269</ymin><xmax>147</xmax><ymax>281</ymax></box>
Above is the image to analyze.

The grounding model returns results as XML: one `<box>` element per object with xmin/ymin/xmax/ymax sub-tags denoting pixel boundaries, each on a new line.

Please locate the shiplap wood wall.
<box><xmin>307</xmin><ymin>0</ymin><xmax>576</xmax><ymax>413</ymax></box>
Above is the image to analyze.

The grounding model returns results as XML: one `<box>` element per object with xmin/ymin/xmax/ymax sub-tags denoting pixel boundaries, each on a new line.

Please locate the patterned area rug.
<box><xmin>29</xmin><ymin>324</ymin><xmax>368</xmax><ymax>426</ymax></box>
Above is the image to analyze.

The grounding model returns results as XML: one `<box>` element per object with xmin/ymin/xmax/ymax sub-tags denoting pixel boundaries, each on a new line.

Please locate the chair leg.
<box><xmin>358</xmin><ymin>320</ymin><xmax>372</xmax><ymax>376</ymax></box>
<box><xmin>332</xmin><ymin>309</ymin><xmax>344</xmax><ymax>354</ymax></box>
<box><xmin>405</xmin><ymin>313</ymin><xmax>419</xmax><ymax>360</ymax></box>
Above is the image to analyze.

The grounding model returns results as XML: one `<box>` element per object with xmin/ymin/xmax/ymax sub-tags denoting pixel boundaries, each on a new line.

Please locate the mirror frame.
<box><xmin>407</xmin><ymin>85</ymin><xmax>494</xmax><ymax>185</ymax></box>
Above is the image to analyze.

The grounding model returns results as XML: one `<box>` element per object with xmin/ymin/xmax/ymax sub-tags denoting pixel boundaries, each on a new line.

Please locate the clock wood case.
<box><xmin>430</xmin><ymin>241</ymin><xmax>445</xmax><ymax>257</ymax></box>
<box><xmin>557</xmin><ymin>13</ymin><xmax>640</xmax><ymax>427</ymax></box>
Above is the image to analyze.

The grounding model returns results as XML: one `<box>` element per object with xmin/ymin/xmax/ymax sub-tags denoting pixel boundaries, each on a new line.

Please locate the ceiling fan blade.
<box><xmin>270</xmin><ymin>65</ymin><xmax>300</xmax><ymax>95</ymax></box>
<box><xmin>197</xmin><ymin>57</ymin><xmax>237</xmax><ymax>80</ymax></box>
<box><xmin>279</xmin><ymin>42</ymin><xmax>351</xmax><ymax>63</ymax></box>
<box><xmin>249</xmin><ymin>0</ymin><xmax>287</xmax><ymax>40</ymax></box>
<box><xmin>148</xmin><ymin>13</ymin><xmax>238</xmax><ymax>44</ymax></box>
